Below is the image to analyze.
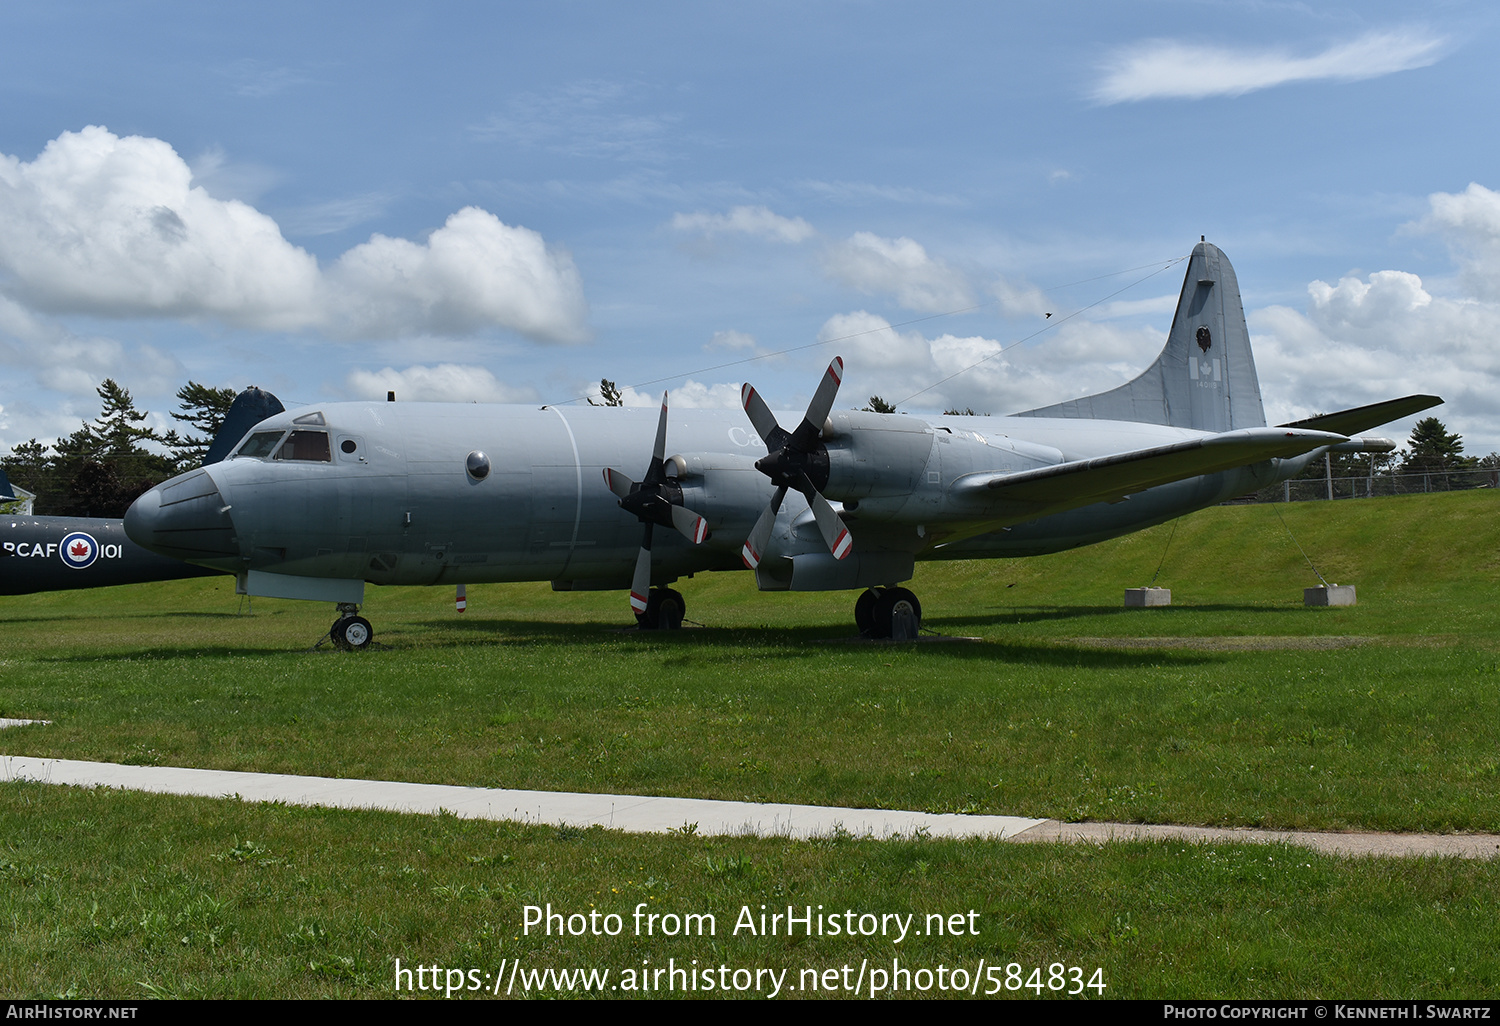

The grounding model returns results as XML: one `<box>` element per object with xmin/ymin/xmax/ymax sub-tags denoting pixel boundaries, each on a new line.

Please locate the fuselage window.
<box><xmin>235</xmin><ymin>431</ymin><xmax>285</xmax><ymax>459</ymax></box>
<box><xmin>273</xmin><ymin>430</ymin><xmax>333</xmax><ymax>462</ymax></box>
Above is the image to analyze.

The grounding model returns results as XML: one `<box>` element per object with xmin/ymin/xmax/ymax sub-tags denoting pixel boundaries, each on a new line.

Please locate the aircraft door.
<box><xmin>342</xmin><ymin>434</ymin><xmax>408</xmax><ymax>583</ymax></box>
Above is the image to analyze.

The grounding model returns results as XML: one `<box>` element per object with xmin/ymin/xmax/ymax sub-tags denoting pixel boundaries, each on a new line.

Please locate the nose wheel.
<box><xmin>329</xmin><ymin>603</ymin><xmax>374</xmax><ymax>651</ymax></box>
<box><xmin>855</xmin><ymin>587</ymin><xmax>921</xmax><ymax>640</ymax></box>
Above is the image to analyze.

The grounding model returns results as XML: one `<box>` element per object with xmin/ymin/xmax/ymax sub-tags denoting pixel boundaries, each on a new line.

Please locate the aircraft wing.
<box><xmin>1278</xmin><ymin>395</ymin><xmax>1442</xmax><ymax>437</ymax></box>
<box><xmin>950</xmin><ymin>426</ymin><xmax>1349</xmax><ymax>510</ymax></box>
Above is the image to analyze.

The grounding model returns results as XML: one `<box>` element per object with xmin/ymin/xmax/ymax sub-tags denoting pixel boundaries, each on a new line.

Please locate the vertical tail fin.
<box><xmin>1014</xmin><ymin>240</ymin><xmax>1265</xmax><ymax>432</ymax></box>
<box><xmin>201</xmin><ymin>387</ymin><xmax>286</xmax><ymax>466</ymax></box>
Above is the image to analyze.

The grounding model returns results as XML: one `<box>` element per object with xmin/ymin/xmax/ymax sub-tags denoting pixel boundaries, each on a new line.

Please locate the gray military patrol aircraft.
<box><xmin>123</xmin><ymin>241</ymin><xmax>1439</xmax><ymax>649</ymax></box>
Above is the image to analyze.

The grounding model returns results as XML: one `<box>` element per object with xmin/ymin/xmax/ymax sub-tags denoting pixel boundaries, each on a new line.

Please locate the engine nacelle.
<box><xmin>823</xmin><ymin>411</ymin><xmax>936</xmax><ymax>499</ymax></box>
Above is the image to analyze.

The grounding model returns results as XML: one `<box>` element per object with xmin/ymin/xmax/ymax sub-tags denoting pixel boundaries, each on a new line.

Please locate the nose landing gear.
<box><xmin>855</xmin><ymin>586</ymin><xmax>922</xmax><ymax>640</ymax></box>
<box><xmin>329</xmin><ymin>602</ymin><xmax>374</xmax><ymax>651</ymax></box>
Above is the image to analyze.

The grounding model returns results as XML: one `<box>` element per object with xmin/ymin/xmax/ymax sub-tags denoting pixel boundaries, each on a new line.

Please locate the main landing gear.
<box><xmin>330</xmin><ymin>602</ymin><xmax>374</xmax><ymax>651</ymax></box>
<box><xmin>855</xmin><ymin>586</ymin><xmax>922</xmax><ymax>640</ymax></box>
<box><xmin>636</xmin><ymin>587</ymin><xmax>685</xmax><ymax>630</ymax></box>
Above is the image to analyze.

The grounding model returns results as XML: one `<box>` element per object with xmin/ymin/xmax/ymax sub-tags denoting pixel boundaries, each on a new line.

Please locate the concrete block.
<box><xmin>1125</xmin><ymin>587</ymin><xmax>1171</xmax><ymax>608</ymax></box>
<box><xmin>1305</xmin><ymin>585</ymin><xmax>1356</xmax><ymax>607</ymax></box>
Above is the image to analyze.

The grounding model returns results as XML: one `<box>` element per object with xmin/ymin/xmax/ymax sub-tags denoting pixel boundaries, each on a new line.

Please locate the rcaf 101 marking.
<box><xmin>3</xmin><ymin>533</ymin><xmax>124</xmax><ymax>567</ymax></box>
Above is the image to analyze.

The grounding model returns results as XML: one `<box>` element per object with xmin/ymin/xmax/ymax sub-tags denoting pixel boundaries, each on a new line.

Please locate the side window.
<box><xmin>273</xmin><ymin>430</ymin><xmax>332</xmax><ymax>462</ymax></box>
<box><xmin>235</xmin><ymin>431</ymin><xmax>285</xmax><ymax>459</ymax></box>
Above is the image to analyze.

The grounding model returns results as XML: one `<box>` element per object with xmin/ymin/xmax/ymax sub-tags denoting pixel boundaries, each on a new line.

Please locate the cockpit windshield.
<box><xmin>233</xmin><ymin>428</ymin><xmax>333</xmax><ymax>462</ymax></box>
<box><xmin>274</xmin><ymin>430</ymin><xmax>332</xmax><ymax>462</ymax></box>
<box><xmin>234</xmin><ymin>430</ymin><xmax>284</xmax><ymax>459</ymax></box>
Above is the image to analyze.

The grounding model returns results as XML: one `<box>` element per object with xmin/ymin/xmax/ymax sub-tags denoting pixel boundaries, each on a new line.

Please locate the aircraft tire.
<box><xmin>332</xmin><ymin>615</ymin><xmax>374</xmax><ymax>651</ymax></box>
<box><xmin>637</xmin><ymin>588</ymin><xmax>685</xmax><ymax>630</ymax></box>
<box><xmin>854</xmin><ymin>588</ymin><xmax>879</xmax><ymax>636</ymax></box>
<box><xmin>873</xmin><ymin>588</ymin><xmax>921</xmax><ymax>641</ymax></box>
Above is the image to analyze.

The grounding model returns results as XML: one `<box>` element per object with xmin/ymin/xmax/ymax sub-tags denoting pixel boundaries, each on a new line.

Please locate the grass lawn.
<box><xmin>2</xmin><ymin>490</ymin><xmax>1497</xmax><ymax>998</ymax></box>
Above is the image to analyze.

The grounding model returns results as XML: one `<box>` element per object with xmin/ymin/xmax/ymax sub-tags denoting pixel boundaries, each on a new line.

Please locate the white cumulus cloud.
<box><xmin>328</xmin><ymin>207</ymin><xmax>589</xmax><ymax>342</ymax></box>
<box><xmin>1093</xmin><ymin>28</ymin><xmax>1446</xmax><ymax>103</ymax></box>
<box><xmin>1419</xmin><ymin>182</ymin><xmax>1500</xmax><ymax>301</ymax></box>
<box><xmin>0</xmin><ymin>126</ymin><xmax>590</xmax><ymax>343</ymax></box>
<box><xmin>815</xmin><ymin>311</ymin><xmax>1162</xmax><ymax>417</ymax></box>
<box><xmin>346</xmin><ymin>364</ymin><xmax>539</xmax><ymax>404</ymax></box>
<box><xmin>1241</xmin><ymin>182</ymin><xmax>1500</xmax><ymax>453</ymax></box>
<box><xmin>615</xmin><ymin>380</ymin><xmax>741</xmax><ymax>409</ymax></box>
<box><xmin>0</xmin><ymin>126</ymin><xmax>321</xmax><ymax>328</ymax></box>
<box><xmin>823</xmin><ymin>233</ymin><xmax>972</xmax><ymax>313</ymax></box>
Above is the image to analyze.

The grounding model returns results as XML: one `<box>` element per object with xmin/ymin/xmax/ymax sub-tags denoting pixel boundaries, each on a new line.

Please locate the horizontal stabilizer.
<box><xmin>952</xmin><ymin>427</ymin><xmax>1348</xmax><ymax>509</ymax></box>
<box><xmin>1279</xmin><ymin>395</ymin><xmax>1442</xmax><ymax>437</ymax></box>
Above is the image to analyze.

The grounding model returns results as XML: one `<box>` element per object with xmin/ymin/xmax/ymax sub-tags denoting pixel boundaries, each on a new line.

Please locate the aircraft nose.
<box><xmin>125</xmin><ymin>469</ymin><xmax>241</xmax><ymax>568</ymax></box>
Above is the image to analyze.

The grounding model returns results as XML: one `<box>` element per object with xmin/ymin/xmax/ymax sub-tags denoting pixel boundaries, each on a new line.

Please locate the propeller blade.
<box><xmin>800</xmin><ymin>477</ymin><xmax>853</xmax><ymax>559</ymax></box>
<box><xmin>670</xmin><ymin>504</ymin><xmax>709</xmax><ymax>545</ymax></box>
<box><xmin>793</xmin><ymin>356</ymin><xmax>843</xmax><ymax>449</ymax></box>
<box><xmin>629</xmin><ymin>524</ymin><xmax>654</xmax><ymax>614</ymax></box>
<box><xmin>644</xmin><ymin>391</ymin><xmax>670</xmax><ymax>484</ymax></box>
<box><xmin>740</xmin><ymin>485</ymin><xmax>787</xmax><ymax>569</ymax></box>
<box><xmin>740</xmin><ymin>383</ymin><xmax>787</xmax><ymax>451</ymax></box>
<box><xmin>602</xmin><ymin>467</ymin><xmax>635</xmax><ymax>500</ymax></box>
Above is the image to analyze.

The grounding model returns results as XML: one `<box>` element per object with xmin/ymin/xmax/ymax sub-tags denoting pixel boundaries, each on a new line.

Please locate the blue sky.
<box><xmin>2</xmin><ymin>1</ymin><xmax>1498</xmax><ymax>458</ymax></box>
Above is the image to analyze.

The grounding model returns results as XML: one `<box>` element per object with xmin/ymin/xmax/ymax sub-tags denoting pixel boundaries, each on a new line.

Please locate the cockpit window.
<box><xmin>235</xmin><ymin>430</ymin><xmax>285</xmax><ymax>459</ymax></box>
<box><xmin>274</xmin><ymin>430</ymin><xmax>332</xmax><ymax>462</ymax></box>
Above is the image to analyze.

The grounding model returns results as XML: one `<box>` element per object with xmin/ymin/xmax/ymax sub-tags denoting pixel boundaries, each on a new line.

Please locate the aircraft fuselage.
<box><xmin>124</xmin><ymin>401</ymin><xmax>1296</xmax><ymax>595</ymax></box>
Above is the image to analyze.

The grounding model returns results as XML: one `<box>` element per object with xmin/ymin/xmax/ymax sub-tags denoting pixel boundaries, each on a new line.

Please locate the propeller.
<box><xmin>739</xmin><ymin>356</ymin><xmax>852</xmax><ymax>568</ymax></box>
<box><xmin>603</xmin><ymin>392</ymin><xmax>709</xmax><ymax>615</ymax></box>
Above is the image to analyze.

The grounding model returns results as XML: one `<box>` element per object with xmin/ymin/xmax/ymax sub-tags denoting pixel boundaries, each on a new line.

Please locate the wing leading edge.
<box><xmin>950</xmin><ymin>426</ymin><xmax>1349</xmax><ymax>512</ymax></box>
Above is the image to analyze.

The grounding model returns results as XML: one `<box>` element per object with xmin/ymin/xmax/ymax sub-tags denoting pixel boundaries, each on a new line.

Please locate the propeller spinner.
<box><xmin>603</xmin><ymin>392</ymin><xmax>709</xmax><ymax>616</ymax></box>
<box><xmin>739</xmin><ymin>357</ymin><xmax>852</xmax><ymax>568</ymax></box>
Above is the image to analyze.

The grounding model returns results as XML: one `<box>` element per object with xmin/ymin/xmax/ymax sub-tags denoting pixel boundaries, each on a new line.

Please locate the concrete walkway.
<box><xmin>1015</xmin><ymin>819</ymin><xmax>1500</xmax><ymax>860</ymax></box>
<box><xmin>0</xmin><ymin>755</ymin><xmax>1043</xmax><ymax>841</ymax></box>
<box><xmin>4</xmin><ymin>754</ymin><xmax>1498</xmax><ymax>858</ymax></box>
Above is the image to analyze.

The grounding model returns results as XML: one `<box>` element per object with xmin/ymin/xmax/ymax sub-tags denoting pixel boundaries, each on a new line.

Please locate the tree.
<box><xmin>162</xmin><ymin>381</ymin><xmax>238</xmax><ymax>469</ymax></box>
<box><xmin>587</xmin><ymin>379</ymin><xmax>624</xmax><ymax>407</ymax></box>
<box><xmin>1402</xmin><ymin>417</ymin><xmax>1471</xmax><ymax>475</ymax></box>
<box><xmin>0</xmin><ymin>438</ymin><xmax>61</xmax><ymax>512</ymax></box>
<box><xmin>47</xmin><ymin>380</ymin><xmax>172</xmax><ymax>516</ymax></box>
<box><xmin>93</xmin><ymin>379</ymin><xmax>159</xmax><ymax>457</ymax></box>
<box><xmin>863</xmin><ymin>395</ymin><xmax>897</xmax><ymax>414</ymax></box>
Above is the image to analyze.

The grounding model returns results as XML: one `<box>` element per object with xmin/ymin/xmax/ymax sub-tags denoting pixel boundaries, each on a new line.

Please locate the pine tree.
<box><xmin>52</xmin><ymin>380</ymin><xmax>172</xmax><ymax>516</ymax></box>
<box><xmin>1402</xmin><ymin>417</ymin><xmax>1469</xmax><ymax>474</ymax></box>
<box><xmin>93</xmin><ymin>379</ymin><xmax>160</xmax><ymax>458</ymax></box>
<box><xmin>586</xmin><ymin>379</ymin><xmax>624</xmax><ymax>407</ymax></box>
<box><xmin>162</xmin><ymin>381</ymin><xmax>238</xmax><ymax>470</ymax></box>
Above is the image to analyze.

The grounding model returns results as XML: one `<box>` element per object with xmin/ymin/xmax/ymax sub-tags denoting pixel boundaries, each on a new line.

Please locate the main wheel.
<box><xmin>331</xmin><ymin>615</ymin><xmax>374</xmax><ymax>651</ymax></box>
<box><xmin>637</xmin><ymin>588</ymin><xmax>685</xmax><ymax>630</ymax></box>
<box><xmin>873</xmin><ymin>588</ymin><xmax>922</xmax><ymax>640</ymax></box>
<box><xmin>854</xmin><ymin>588</ymin><xmax>879</xmax><ymax>636</ymax></box>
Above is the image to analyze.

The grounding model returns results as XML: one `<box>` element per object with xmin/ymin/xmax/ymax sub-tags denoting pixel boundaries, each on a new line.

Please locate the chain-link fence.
<box><xmin>1245</xmin><ymin>467</ymin><xmax>1499</xmax><ymax>503</ymax></box>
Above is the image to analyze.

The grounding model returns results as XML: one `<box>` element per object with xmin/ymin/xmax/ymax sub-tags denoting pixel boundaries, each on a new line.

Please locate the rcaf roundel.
<box><xmin>60</xmin><ymin>531</ymin><xmax>100</xmax><ymax>569</ymax></box>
